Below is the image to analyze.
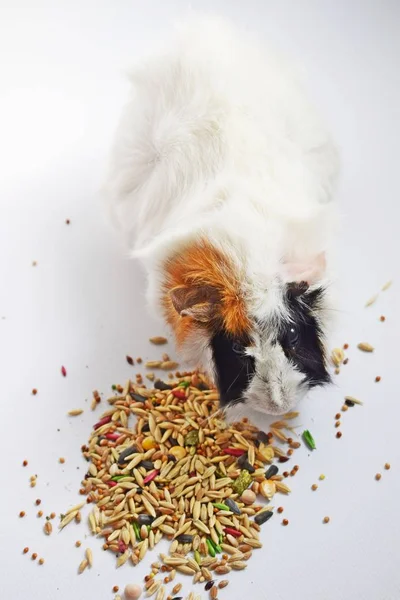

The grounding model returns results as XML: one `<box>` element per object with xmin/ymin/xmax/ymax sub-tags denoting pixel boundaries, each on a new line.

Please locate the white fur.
<box><xmin>105</xmin><ymin>16</ymin><xmax>339</xmax><ymax>414</ymax></box>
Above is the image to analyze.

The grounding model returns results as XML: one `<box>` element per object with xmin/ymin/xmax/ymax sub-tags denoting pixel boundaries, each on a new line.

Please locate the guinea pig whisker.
<box><xmin>226</xmin><ymin>364</ymin><xmax>246</xmax><ymax>394</ymax></box>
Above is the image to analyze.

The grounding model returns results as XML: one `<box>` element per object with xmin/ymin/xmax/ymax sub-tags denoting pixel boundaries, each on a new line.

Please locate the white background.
<box><xmin>0</xmin><ymin>1</ymin><xmax>399</xmax><ymax>599</ymax></box>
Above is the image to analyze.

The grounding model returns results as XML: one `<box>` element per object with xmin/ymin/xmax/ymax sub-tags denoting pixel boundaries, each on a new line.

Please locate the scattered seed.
<box><xmin>331</xmin><ymin>348</ymin><xmax>344</xmax><ymax>367</ymax></box>
<box><xmin>38</xmin><ymin>558</ymin><xmax>44</xmax><ymax>565</ymax></box>
<box><xmin>59</xmin><ymin>457</ymin><xmax>65</xmax><ymax>464</ymax></box>
<box><xmin>375</xmin><ymin>376</ymin><xmax>381</xmax><ymax>382</ymax></box>
<box><xmin>384</xmin><ymin>463</ymin><xmax>390</xmax><ymax>470</ymax></box>
<box><xmin>75</xmin><ymin>541</ymin><xmax>81</xmax><ymax>547</ymax></box>
<box><xmin>32</xmin><ymin>553</ymin><xmax>37</xmax><ymax>560</ymax></box>
<box><xmin>345</xmin><ymin>396</ymin><xmax>363</xmax><ymax>405</ymax></box>
<box><xmin>113</xmin><ymin>586</ymin><xmax>119</xmax><ymax>593</ymax></box>
<box><xmin>254</xmin><ymin>510</ymin><xmax>273</xmax><ymax>525</ymax></box>
<box><xmin>68</xmin><ymin>409</ymin><xmax>83</xmax><ymax>416</ymax></box>
<box><xmin>19</xmin><ymin>511</ymin><xmax>25</xmax><ymax>518</ymax></box>
<box><xmin>85</xmin><ymin>548</ymin><xmax>93</xmax><ymax>567</ymax></box>
<box><xmin>323</xmin><ymin>516</ymin><xmax>330</xmax><ymax>524</ymax></box>
<box><xmin>380</xmin><ymin>315</ymin><xmax>386</xmax><ymax>322</ymax></box>
<box><xmin>365</xmin><ymin>294</ymin><xmax>378</xmax><ymax>307</ymax></box>
<box><xmin>205</xmin><ymin>580</ymin><xmax>215</xmax><ymax>591</ymax></box>
<box><xmin>32</xmin><ymin>388</ymin><xmax>37</xmax><ymax>395</ymax></box>
<box><xmin>149</xmin><ymin>337</ymin><xmax>168</xmax><ymax>345</ymax></box>
<box><xmin>382</xmin><ymin>280</ymin><xmax>392</xmax><ymax>291</ymax></box>
<box><xmin>37</xmin><ymin>511</ymin><xmax>43</xmax><ymax>517</ymax></box>
<box><xmin>44</xmin><ymin>521</ymin><xmax>52</xmax><ymax>535</ymax></box>
<box><xmin>311</xmin><ymin>484</ymin><xmax>318</xmax><ymax>491</ymax></box>
<box><xmin>23</xmin><ymin>547</ymin><xmax>29</xmax><ymax>554</ymax></box>
<box><xmin>277</xmin><ymin>507</ymin><xmax>284</xmax><ymax>513</ymax></box>
<box><xmin>357</xmin><ymin>342</ymin><xmax>374</xmax><ymax>353</ymax></box>
<box><xmin>282</xmin><ymin>519</ymin><xmax>289</xmax><ymax>526</ymax></box>
<box><xmin>78</xmin><ymin>559</ymin><xmax>89</xmax><ymax>574</ymax></box>
<box><xmin>336</xmin><ymin>432</ymin><xmax>342</xmax><ymax>439</ymax></box>
<box><xmin>126</xmin><ymin>356</ymin><xmax>134</xmax><ymax>365</ymax></box>
<box><xmin>375</xmin><ymin>473</ymin><xmax>381</xmax><ymax>481</ymax></box>
<box><xmin>319</xmin><ymin>474</ymin><xmax>325</xmax><ymax>480</ymax></box>
<box><xmin>61</xmin><ymin>366</ymin><xmax>67</xmax><ymax>377</ymax></box>
<box><xmin>22</xmin><ymin>460</ymin><xmax>28</xmax><ymax>467</ymax></box>
<box><xmin>124</xmin><ymin>584</ymin><xmax>142</xmax><ymax>600</ymax></box>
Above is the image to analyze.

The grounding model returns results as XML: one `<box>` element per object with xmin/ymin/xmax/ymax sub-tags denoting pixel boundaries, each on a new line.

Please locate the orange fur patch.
<box><xmin>161</xmin><ymin>239</ymin><xmax>250</xmax><ymax>346</ymax></box>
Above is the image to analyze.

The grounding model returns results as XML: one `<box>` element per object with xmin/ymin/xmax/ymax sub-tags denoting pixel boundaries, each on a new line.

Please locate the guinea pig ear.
<box><xmin>282</xmin><ymin>252</ymin><xmax>326</xmax><ymax>285</ymax></box>
<box><xmin>169</xmin><ymin>285</ymin><xmax>220</xmax><ymax>323</ymax></box>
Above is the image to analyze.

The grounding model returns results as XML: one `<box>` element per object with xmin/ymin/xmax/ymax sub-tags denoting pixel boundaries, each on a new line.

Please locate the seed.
<box><xmin>210</xmin><ymin>587</ymin><xmax>218</xmax><ymax>599</ymax></box>
<box><xmin>277</xmin><ymin>507</ymin><xmax>284</xmax><ymax>513</ymax></box>
<box><xmin>32</xmin><ymin>553</ymin><xmax>37</xmax><ymax>560</ymax></box>
<box><xmin>32</xmin><ymin>388</ymin><xmax>37</xmax><ymax>395</ymax></box>
<box><xmin>375</xmin><ymin>376</ymin><xmax>381</xmax><ymax>382</ymax></box>
<box><xmin>343</xmin><ymin>343</ymin><xmax>349</xmax><ymax>349</ymax></box>
<box><xmin>331</xmin><ymin>348</ymin><xmax>344</xmax><ymax>367</ymax></box>
<box><xmin>113</xmin><ymin>586</ymin><xmax>119</xmax><ymax>593</ymax></box>
<box><xmin>75</xmin><ymin>541</ymin><xmax>81</xmax><ymax>547</ymax></box>
<box><xmin>357</xmin><ymin>342</ymin><xmax>374</xmax><ymax>352</ymax></box>
<box><xmin>345</xmin><ymin>396</ymin><xmax>363</xmax><ymax>405</ymax></box>
<box><xmin>59</xmin><ymin>457</ymin><xmax>65</xmax><ymax>464</ymax></box>
<box><xmin>282</xmin><ymin>519</ymin><xmax>289</xmax><ymax>526</ymax></box>
<box><xmin>38</xmin><ymin>558</ymin><xmax>44</xmax><ymax>565</ymax></box>
<box><xmin>68</xmin><ymin>409</ymin><xmax>83</xmax><ymax>416</ymax></box>
<box><xmin>342</xmin><ymin>405</ymin><xmax>348</xmax><ymax>412</ymax></box>
<box><xmin>149</xmin><ymin>336</ymin><xmax>168</xmax><ymax>345</ymax></box>
<box><xmin>323</xmin><ymin>516</ymin><xmax>330</xmax><ymax>524</ymax></box>
<box><xmin>44</xmin><ymin>521</ymin><xmax>52</xmax><ymax>535</ymax></box>
<box><xmin>218</xmin><ymin>580</ymin><xmax>229</xmax><ymax>589</ymax></box>
<box><xmin>384</xmin><ymin>463</ymin><xmax>390</xmax><ymax>470</ymax></box>
<box><xmin>126</xmin><ymin>355</ymin><xmax>134</xmax><ymax>365</ymax></box>
<box><xmin>61</xmin><ymin>365</ymin><xmax>67</xmax><ymax>376</ymax></box>
<box><xmin>86</xmin><ymin>548</ymin><xmax>93</xmax><ymax>567</ymax></box>
<box><xmin>241</xmin><ymin>490</ymin><xmax>256</xmax><ymax>505</ymax></box>
<box><xmin>335</xmin><ymin>421</ymin><xmax>341</xmax><ymax>428</ymax></box>
<box><xmin>205</xmin><ymin>580</ymin><xmax>215</xmax><ymax>591</ymax></box>
<box><xmin>172</xmin><ymin>584</ymin><xmax>182</xmax><ymax>595</ymax></box>
<box><xmin>380</xmin><ymin>315</ymin><xmax>386</xmax><ymax>322</ymax></box>
<box><xmin>375</xmin><ymin>473</ymin><xmax>381</xmax><ymax>481</ymax></box>
<box><xmin>23</xmin><ymin>547</ymin><xmax>29</xmax><ymax>554</ymax></box>
<box><xmin>78</xmin><ymin>559</ymin><xmax>88</xmax><ymax>573</ymax></box>
<box><xmin>124</xmin><ymin>584</ymin><xmax>142</xmax><ymax>600</ymax></box>
<box><xmin>311</xmin><ymin>484</ymin><xmax>318</xmax><ymax>491</ymax></box>
<box><xmin>319</xmin><ymin>474</ymin><xmax>325</xmax><ymax>480</ymax></box>
<box><xmin>254</xmin><ymin>510</ymin><xmax>273</xmax><ymax>525</ymax></box>
<box><xmin>336</xmin><ymin>432</ymin><xmax>342</xmax><ymax>439</ymax></box>
<box><xmin>382</xmin><ymin>280</ymin><xmax>392</xmax><ymax>291</ymax></box>
<box><xmin>365</xmin><ymin>294</ymin><xmax>378</xmax><ymax>307</ymax></box>
<box><xmin>19</xmin><ymin>510</ymin><xmax>26</xmax><ymax>518</ymax></box>
<box><xmin>37</xmin><ymin>511</ymin><xmax>43</xmax><ymax>517</ymax></box>
<box><xmin>335</xmin><ymin>413</ymin><xmax>340</xmax><ymax>420</ymax></box>
<box><xmin>22</xmin><ymin>460</ymin><xmax>28</xmax><ymax>467</ymax></box>
<box><xmin>265</xmin><ymin>465</ymin><xmax>279</xmax><ymax>479</ymax></box>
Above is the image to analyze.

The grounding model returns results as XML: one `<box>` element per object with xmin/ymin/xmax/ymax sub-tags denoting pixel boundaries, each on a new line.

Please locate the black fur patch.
<box><xmin>210</xmin><ymin>330</ymin><xmax>255</xmax><ymax>408</ymax></box>
<box><xmin>280</xmin><ymin>285</ymin><xmax>330</xmax><ymax>387</ymax></box>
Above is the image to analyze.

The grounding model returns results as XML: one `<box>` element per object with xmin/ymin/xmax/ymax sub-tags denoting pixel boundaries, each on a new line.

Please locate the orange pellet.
<box><xmin>335</xmin><ymin>413</ymin><xmax>341</xmax><ymax>420</ymax></box>
<box><xmin>32</xmin><ymin>389</ymin><xmax>37</xmax><ymax>395</ymax></box>
<box><xmin>380</xmin><ymin>315</ymin><xmax>386</xmax><ymax>322</ymax></box>
<box><xmin>59</xmin><ymin>457</ymin><xmax>65</xmax><ymax>464</ymax></box>
<box><xmin>323</xmin><ymin>516</ymin><xmax>330</xmax><ymax>524</ymax></box>
<box><xmin>375</xmin><ymin>376</ymin><xmax>381</xmax><ymax>382</ymax></box>
<box><xmin>282</xmin><ymin>519</ymin><xmax>289</xmax><ymax>526</ymax></box>
<box><xmin>311</xmin><ymin>484</ymin><xmax>318</xmax><ymax>491</ymax></box>
<box><xmin>19</xmin><ymin>511</ymin><xmax>25</xmax><ymax>518</ymax></box>
<box><xmin>23</xmin><ymin>547</ymin><xmax>29</xmax><ymax>554</ymax></box>
<box><xmin>38</xmin><ymin>558</ymin><xmax>44</xmax><ymax>565</ymax></box>
<box><xmin>342</xmin><ymin>405</ymin><xmax>348</xmax><ymax>412</ymax></box>
<box><xmin>50</xmin><ymin>512</ymin><xmax>56</xmax><ymax>519</ymax></box>
<box><xmin>336</xmin><ymin>431</ymin><xmax>342</xmax><ymax>438</ymax></box>
<box><xmin>384</xmin><ymin>463</ymin><xmax>391</xmax><ymax>470</ymax></box>
<box><xmin>112</xmin><ymin>586</ymin><xmax>119</xmax><ymax>593</ymax></box>
<box><xmin>335</xmin><ymin>421</ymin><xmax>341</xmax><ymax>428</ymax></box>
<box><xmin>37</xmin><ymin>511</ymin><xmax>43</xmax><ymax>518</ymax></box>
<box><xmin>22</xmin><ymin>460</ymin><xmax>28</xmax><ymax>467</ymax></box>
<box><xmin>343</xmin><ymin>343</ymin><xmax>349</xmax><ymax>350</ymax></box>
<box><xmin>277</xmin><ymin>507</ymin><xmax>284</xmax><ymax>513</ymax></box>
<box><xmin>32</xmin><ymin>553</ymin><xmax>37</xmax><ymax>560</ymax></box>
<box><xmin>75</xmin><ymin>541</ymin><xmax>81</xmax><ymax>547</ymax></box>
<box><xmin>375</xmin><ymin>473</ymin><xmax>381</xmax><ymax>481</ymax></box>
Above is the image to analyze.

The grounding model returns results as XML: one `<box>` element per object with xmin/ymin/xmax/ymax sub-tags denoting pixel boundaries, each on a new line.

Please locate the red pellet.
<box><xmin>32</xmin><ymin>388</ymin><xmax>37</xmax><ymax>395</ymax></box>
<box><xmin>277</xmin><ymin>507</ymin><xmax>284</xmax><ymax>513</ymax></box>
<box><xmin>19</xmin><ymin>511</ymin><xmax>25</xmax><ymax>518</ymax></box>
<box><xmin>22</xmin><ymin>460</ymin><xmax>28</xmax><ymax>467</ymax></box>
<box><xmin>112</xmin><ymin>586</ymin><xmax>119</xmax><ymax>593</ymax></box>
<box><xmin>126</xmin><ymin>355</ymin><xmax>134</xmax><ymax>365</ymax></box>
<box><xmin>336</xmin><ymin>431</ymin><xmax>342</xmax><ymax>438</ymax></box>
<box><xmin>380</xmin><ymin>315</ymin><xmax>386</xmax><ymax>322</ymax></box>
<box><xmin>35</xmin><ymin>499</ymin><xmax>41</xmax><ymax>506</ymax></box>
<box><xmin>23</xmin><ymin>547</ymin><xmax>29</xmax><ymax>554</ymax></box>
<box><xmin>32</xmin><ymin>553</ymin><xmax>37</xmax><ymax>560</ymax></box>
<box><xmin>61</xmin><ymin>365</ymin><xmax>67</xmax><ymax>377</ymax></box>
<box><xmin>282</xmin><ymin>519</ymin><xmax>289</xmax><ymax>526</ymax></box>
<box><xmin>343</xmin><ymin>343</ymin><xmax>349</xmax><ymax>350</ymax></box>
<box><xmin>375</xmin><ymin>376</ymin><xmax>381</xmax><ymax>382</ymax></box>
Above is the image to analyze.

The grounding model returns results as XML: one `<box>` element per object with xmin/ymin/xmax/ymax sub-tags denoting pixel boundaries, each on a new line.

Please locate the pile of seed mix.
<box><xmin>75</xmin><ymin>371</ymin><xmax>297</xmax><ymax>598</ymax></box>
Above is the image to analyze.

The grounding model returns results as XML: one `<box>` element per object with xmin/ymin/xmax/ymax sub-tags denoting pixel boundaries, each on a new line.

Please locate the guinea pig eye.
<box><xmin>232</xmin><ymin>342</ymin><xmax>244</xmax><ymax>355</ymax></box>
<box><xmin>286</xmin><ymin>325</ymin><xmax>300</xmax><ymax>348</ymax></box>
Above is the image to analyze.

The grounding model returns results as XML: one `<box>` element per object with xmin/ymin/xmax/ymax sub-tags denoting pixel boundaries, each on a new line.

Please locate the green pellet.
<box><xmin>213</xmin><ymin>502</ymin><xmax>229</xmax><ymax>511</ymax></box>
<box><xmin>302</xmin><ymin>430</ymin><xmax>316</xmax><ymax>450</ymax></box>
<box><xmin>206</xmin><ymin>538</ymin><xmax>216</xmax><ymax>557</ymax></box>
<box><xmin>232</xmin><ymin>469</ymin><xmax>252</xmax><ymax>496</ymax></box>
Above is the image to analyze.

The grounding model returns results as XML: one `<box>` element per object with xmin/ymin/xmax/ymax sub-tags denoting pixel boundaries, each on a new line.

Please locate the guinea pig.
<box><xmin>105</xmin><ymin>16</ymin><xmax>339</xmax><ymax>416</ymax></box>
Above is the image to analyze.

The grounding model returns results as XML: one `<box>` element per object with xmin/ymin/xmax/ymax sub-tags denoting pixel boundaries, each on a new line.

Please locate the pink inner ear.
<box><xmin>283</xmin><ymin>252</ymin><xmax>326</xmax><ymax>284</ymax></box>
